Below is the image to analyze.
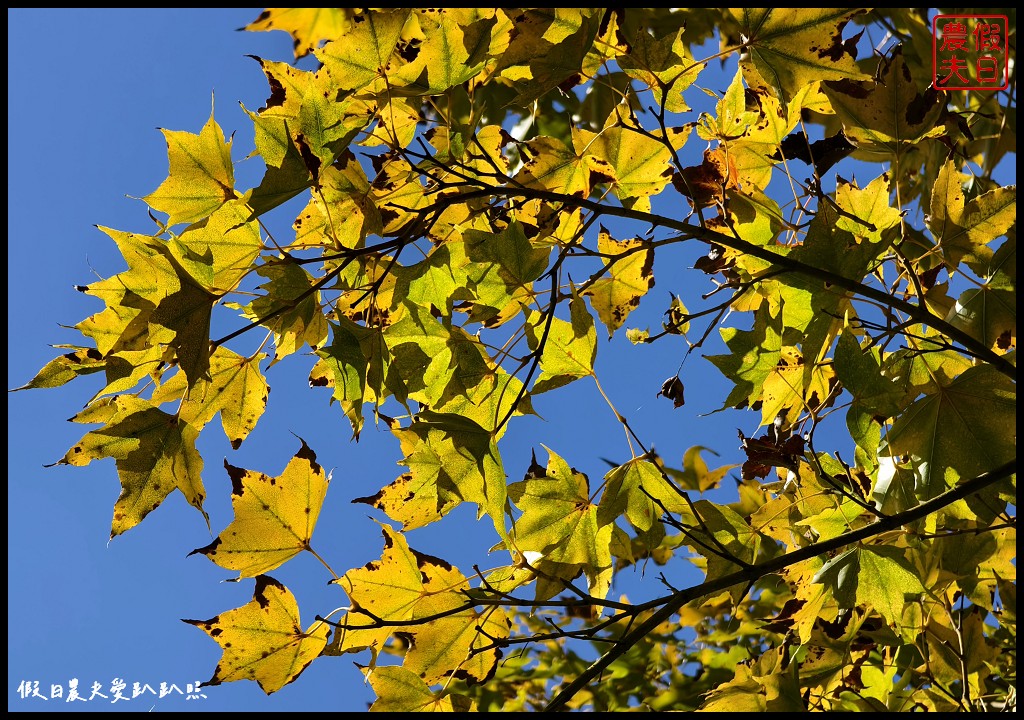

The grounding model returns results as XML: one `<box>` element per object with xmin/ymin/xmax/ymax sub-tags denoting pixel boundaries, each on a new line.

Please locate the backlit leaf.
<box><xmin>732</xmin><ymin>8</ymin><xmax>871</xmax><ymax>106</ymax></box>
<box><xmin>184</xmin><ymin>575</ymin><xmax>328</xmax><ymax>694</ymax></box>
<box><xmin>822</xmin><ymin>46</ymin><xmax>944</xmax><ymax>153</ymax></box>
<box><xmin>13</xmin><ymin>347</ymin><xmax>106</xmax><ymax>391</ymax></box>
<box><xmin>316</xmin><ymin>10</ymin><xmax>410</xmax><ymax>92</ymax></box>
<box><xmin>241</xmin><ymin>258</ymin><xmax>329</xmax><ymax>362</ymax></box>
<box><xmin>56</xmin><ymin>395</ymin><xmax>207</xmax><ymax>537</ymax></box>
<box><xmin>367</xmin><ymin>666</ymin><xmax>475</xmax><ymax>712</ymax></box>
<box><xmin>928</xmin><ymin>160</ymin><xmax>1016</xmax><ymax>271</ymax></box>
<box><xmin>150</xmin><ymin>346</ymin><xmax>269</xmax><ymax>449</ymax></box>
<box><xmin>493</xmin><ymin>8</ymin><xmax>603</xmax><ymax>105</ymax></box>
<box><xmin>143</xmin><ymin>106</ymin><xmax>236</xmax><ymax>226</ymax></box>
<box><xmin>334</xmin><ymin>524</ymin><xmax>507</xmax><ymax>683</ymax></box>
<box><xmin>881</xmin><ymin>363</ymin><xmax>1016</xmax><ymax>501</ymax></box>
<box><xmin>189</xmin><ymin>440</ymin><xmax>328</xmax><ymax>577</ymax></box>
<box><xmin>243</xmin><ymin>8</ymin><xmax>357</xmax><ymax>59</ymax></box>
<box><xmin>524</xmin><ymin>296</ymin><xmax>597</xmax><ymax>394</ymax></box>
<box><xmin>618</xmin><ymin>27</ymin><xmax>704</xmax><ymax>113</ymax></box>
<box><xmin>813</xmin><ymin>546</ymin><xmax>925</xmax><ymax>625</ymax></box>
<box><xmin>508</xmin><ymin>446</ymin><xmax>613</xmax><ymax>599</ymax></box>
<box><xmin>583</xmin><ymin>229</ymin><xmax>655</xmax><ymax>336</ymax></box>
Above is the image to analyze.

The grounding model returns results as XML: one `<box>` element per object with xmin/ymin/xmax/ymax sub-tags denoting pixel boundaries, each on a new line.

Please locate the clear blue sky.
<box><xmin>8</xmin><ymin>8</ymin><xmax>895</xmax><ymax>713</ymax></box>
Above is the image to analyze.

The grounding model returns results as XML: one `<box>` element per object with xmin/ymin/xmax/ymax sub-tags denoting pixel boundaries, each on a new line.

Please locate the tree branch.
<box><xmin>544</xmin><ymin>458</ymin><xmax>1017</xmax><ymax>712</ymax></box>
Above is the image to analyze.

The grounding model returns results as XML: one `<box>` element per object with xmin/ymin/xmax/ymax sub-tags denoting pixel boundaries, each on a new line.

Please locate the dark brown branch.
<box><xmin>544</xmin><ymin>458</ymin><xmax>1017</xmax><ymax>712</ymax></box>
<box><xmin>445</xmin><ymin>185</ymin><xmax>1016</xmax><ymax>381</ymax></box>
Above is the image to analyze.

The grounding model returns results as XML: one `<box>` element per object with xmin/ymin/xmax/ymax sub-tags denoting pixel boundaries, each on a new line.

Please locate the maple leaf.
<box><xmin>184</xmin><ymin>575</ymin><xmax>328</xmax><ymax>694</ymax></box>
<box><xmin>367</xmin><ymin>666</ymin><xmax>475</xmax><ymax>712</ymax></box>
<box><xmin>143</xmin><ymin>106</ymin><xmax>236</xmax><ymax>226</ymax></box>
<box><xmin>150</xmin><ymin>346</ymin><xmax>269</xmax><ymax>449</ymax></box>
<box><xmin>243</xmin><ymin>8</ymin><xmax>358</xmax><ymax>59</ymax></box>
<box><xmin>583</xmin><ymin>228</ymin><xmax>655</xmax><ymax>337</ymax></box>
<box><xmin>731</xmin><ymin>8</ymin><xmax>871</xmax><ymax>107</ymax></box>
<box><xmin>822</xmin><ymin>46</ymin><xmax>944</xmax><ymax>154</ymax></box>
<box><xmin>189</xmin><ymin>440</ymin><xmax>329</xmax><ymax>577</ymax></box>
<box><xmin>332</xmin><ymin>524</ymin><xmax>509</xmax><ymax>684</ymax></box>
<box><xmin>508</xmin><ymin>446</ymin><xmax>613</xmax><ymax>599</ymax></box>
<box><xmin>54</xmin><ymin>395</ymin><xmax>207</xmax><ymax>538</ymax></box>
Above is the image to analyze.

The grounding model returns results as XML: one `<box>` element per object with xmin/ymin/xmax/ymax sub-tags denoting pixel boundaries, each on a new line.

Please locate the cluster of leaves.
<box><xmin>17</xmin><ymin>7</ymin><xmax>1016</xmax><ymax>712</ymax></box>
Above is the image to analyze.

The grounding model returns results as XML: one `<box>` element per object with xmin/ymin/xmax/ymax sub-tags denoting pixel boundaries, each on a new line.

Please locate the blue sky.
<box><xmin>7</xmin><ymin>8</ymin><xmax>937</xmax><ymax>713</ymax></box>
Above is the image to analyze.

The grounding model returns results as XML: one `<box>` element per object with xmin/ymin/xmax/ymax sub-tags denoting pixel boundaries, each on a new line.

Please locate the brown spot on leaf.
<box><xmin>524</xmin><ymin>449</ymin><xmax>546</xmax><ymax>480</ymax></box>
<box><xmin>295</xmin><ymin>133</ymin><xmax>321</xmax><ymax>181</ymax></box>
<box><xmin>253</xmin><ymin>576</ymin><xmax>282</xmax><ymax>608</ymax></box>
<box><xmin>823</xmin><ymin>78</ymin><xmax>870</xmax><ymax>99</ymax></box>
<box><xmin>905</xmin><ymin>86</ymin><xmax>940</xmax><ymax>127</ymax></box>
<box><xmin>252</xmin><ymin>57</ymin><xmax>286</xmax><ymax>110</ymax></box>
<box><xmin>760</xmin><ymin>597</ymin><xmax>806</xmax><ymax>634</ymax></box>
<box><xmin>188</xmin><ymin>537</ymin><xmax>221</xmax><ymax>558</ymax></box>
<box><xmin>397</xmin><ymin>40</ymin><xmax>420</xmax><ymax>63</ymax></box>
<box><xmin>589</xmin><ymin>168</ymin><xmax>615</xmax><ymax>186</ymax></box>
<box><xmin>411</xmin><ymin>547</ymin><xmax>455</xmax><ymax>573</ymax></box>
<box><xmin>814</xmin><ymin>25</ymin><xmax>862</xmax><ymax>63</ymax></box>
<box><xmin>817</xmin><ymin>612</ymin><xmax>852</xmax><ymax>639</ymax></box>
<box><xmin>224</xmin><ymin>460</ymin><xmax>247</xmax><ymax>496</ymax></box>
<box><xmin>558</xmin><ymin>73</ymin><xmax>582</xmax><ymax>92</ymax></box>
<box><xmin>294</xmin><ymin>438</ymin><xmax>319</xmax><ymax>469</ymax></box>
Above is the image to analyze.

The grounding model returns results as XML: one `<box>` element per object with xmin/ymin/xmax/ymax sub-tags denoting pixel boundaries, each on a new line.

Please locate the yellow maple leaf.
<box><xmin>189</xmin><ymin>440</ymin><xmax>328</xmax><ymax>577</ymax></box>
<box><xmin>184</xmin><ymin>576</ymin><xmax>328</xmax><ymax>694</ymax></box>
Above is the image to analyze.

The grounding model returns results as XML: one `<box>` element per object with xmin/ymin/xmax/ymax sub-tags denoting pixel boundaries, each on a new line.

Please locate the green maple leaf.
<box><xmin>240</xmin><ymin>258</ymin><xmax>329</xmax><ymax>363</ymax></box>
<box><xmin>598</xmin><ymin>457</ymin><xmax>691</xmax><ymax>532</ymax></box>
<box><xmin>388</xmin><ymin>9</ymin><xmax>500</xmax><ymax>95</ymax></box>
<box><xmin>388</xmin><ymin>411</ymin><xmax>508</xmax><ymax>539</ymax></box>
<box><xmin>813</xmin><ymin>546</ymin><xmax>924</xmax><ymax>626</ymax></box>
<box><xmin>706</xmin><ymin>305</ymin><xmax>782</xmax><ymax>411</ymax></box>
<box><xmin>525</xmin><ymin>296</ymin><xmax>597</xmax><ymax>394</ymax></box>
<box><xmin>169</xmin><ymin>199</ymin><xmax>262</xmax><ymax>292</ymax></box>
<box><xmin>316</xmin><ymin>10</ymin><xmax>410</xmax><ymax>92</ymax></box>
<box><xmin>367</xmin><ymin>666</ymin><xmax>475</xmax><ymax>712</ymax></box>
<box><xmin>508</xmin><ymin>446</ymin><xmax>613</xmax><ymax>599</ymax></box>
<box><xmin>880</xmin><ymin>363</ymin><xmax>1016</xmax><ymax>501</ymax></box>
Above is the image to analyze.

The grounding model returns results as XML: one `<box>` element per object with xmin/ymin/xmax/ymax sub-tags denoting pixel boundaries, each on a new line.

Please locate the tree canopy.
<box><xmin>16</xmin><ymin>7</ymin><xmax>1016</xmax><ymax>712</ymax></box>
